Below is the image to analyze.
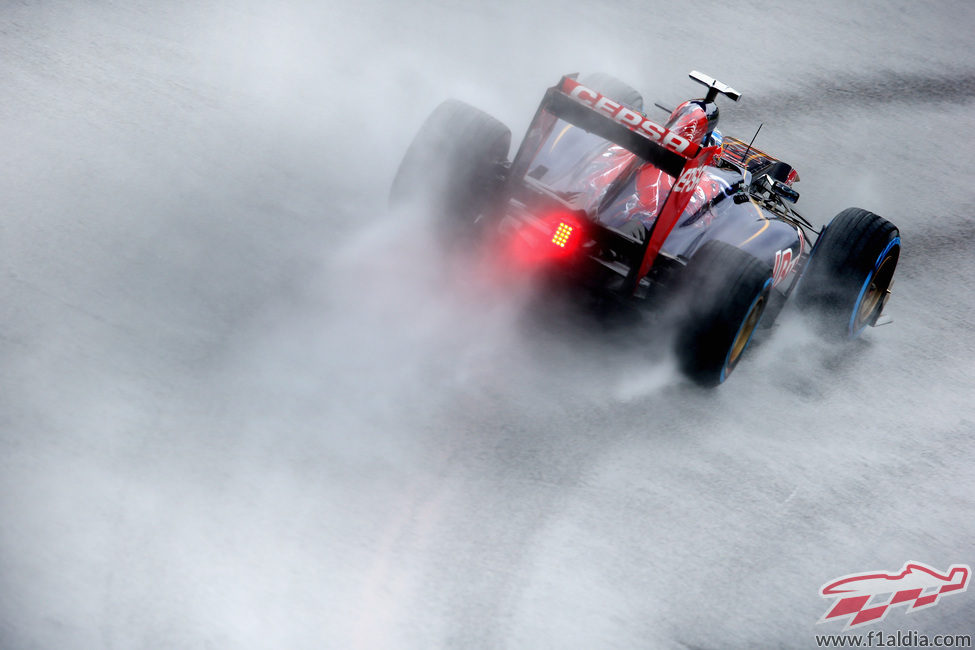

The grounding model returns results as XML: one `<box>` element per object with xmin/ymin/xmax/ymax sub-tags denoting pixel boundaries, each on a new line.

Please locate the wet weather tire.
<box><xmin>389</xmin><ymin>100</ymin><xmax>510</xmax><ymax>240</ymax></box>
<box><xmin>580</xmin><ymin>73</ymin><xmax>644</xmax><ymax>111</ymax></box>
<box><xmin>676</xmin><ymin>241</ymin><xmax>773</xmax><ymax>387</ymax></box>
<box><xmin>795</xmin><ymin>208</ymin><xmax>900</xmax><ymax>339</ymax></box>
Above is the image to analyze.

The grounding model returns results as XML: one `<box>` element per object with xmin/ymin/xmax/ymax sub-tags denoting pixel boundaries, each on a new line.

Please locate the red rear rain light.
<box><xmin>551</xmin><ymin>222</ymin><xmax>574</xmax><ymax>248</ymax></box>
<box><xmin>504</xmin><ymin>213</ymin><xmax>585</xmax><ymax>268</ymax></box>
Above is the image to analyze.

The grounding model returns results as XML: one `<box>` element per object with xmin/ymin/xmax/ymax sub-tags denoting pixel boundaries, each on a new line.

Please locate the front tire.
<box><xmin>796</xmin><ymin>208</ymin><xmax>900</xmax><ymax>339</ymax></box>
<box><xmin>676</xmin><ymin>241</ymin><xmax>773</xmax><ymax>387</ymax></box>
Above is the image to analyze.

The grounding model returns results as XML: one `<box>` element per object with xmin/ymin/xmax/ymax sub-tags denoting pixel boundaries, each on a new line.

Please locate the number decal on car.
<box><xmin>772</xmin><ymin>247</ymin><xmax>798</xmax><ymax>286</ymax></box>
<box><xmin>673</xmin><ymin>166</ymin><xmax>706</xmax><ymax>193</ymax></box>
<box><xmin>771</xmin><ymin>230</ymin><xmax>805</xmax><ymax>287</ymax></box>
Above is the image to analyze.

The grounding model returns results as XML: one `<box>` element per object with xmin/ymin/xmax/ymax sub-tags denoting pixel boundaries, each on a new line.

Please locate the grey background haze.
<box><xmin>1</xmin><ymin>1</ymin><xmax>974</xmax><ymax>648</ymax></box>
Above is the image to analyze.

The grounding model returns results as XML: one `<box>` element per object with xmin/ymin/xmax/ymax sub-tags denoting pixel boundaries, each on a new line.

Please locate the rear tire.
<box><xmin>390</xmin><ymin>100</ymin><xmax>511</xmax><ymax>240</ymax></box>
<box><xmin>580</xmin><ymin>73</ymin><xmax>644</xmax><ymax>111</ymax></box>
<box><xmin>796</xmin><ymin>208</ymin><xmax>900</xmax><ymax>339</ymax></box>
<box><xmin>676</xmin><ymin>241</ymin><xmax>773</xmax><ymax>387</ymax></box>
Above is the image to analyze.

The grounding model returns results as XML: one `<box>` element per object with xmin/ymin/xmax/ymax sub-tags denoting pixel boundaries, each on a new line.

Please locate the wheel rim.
<box><xmin>853</xmin><ymin>256</ymin><xmax>891</xmax><ymax>329</ymax></box>
<box><xmin>728</xmin><ymin>294</ymin><xmax>766</xmax><ymax>367</ymax></box>
<box><xmin>850</xmin><ymin>238</ymin><xmax>900</xmax><ymax>336</ymax></box>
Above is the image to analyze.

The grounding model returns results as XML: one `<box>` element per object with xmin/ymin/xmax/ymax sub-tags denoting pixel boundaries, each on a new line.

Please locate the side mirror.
<box><xmin>771</xmin><ymin>179</ymin><xmax>799</xmax><ymax>204</ymax></box>
<box><xmin>750</xmin><ymin>173</ymin><xmax>800</xmax><ymax>203</ymax></box>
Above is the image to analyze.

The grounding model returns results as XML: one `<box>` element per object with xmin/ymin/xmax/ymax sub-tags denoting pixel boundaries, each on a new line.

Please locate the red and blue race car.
<box><xmin>391</xmin><ymin>71</ymin><xmax>901</xmax><ymax>386</ymax></box>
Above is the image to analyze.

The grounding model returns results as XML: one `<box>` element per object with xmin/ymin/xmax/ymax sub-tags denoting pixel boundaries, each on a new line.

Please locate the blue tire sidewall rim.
<box><xmin>720</xmin><ymin>277</ymin><xmax>773</xmax><ymax>383</ymax></box>
<box><xmin>848</xmin><ymin>236</ymin><xmax>900</xmax><ymax>338</ymax></box>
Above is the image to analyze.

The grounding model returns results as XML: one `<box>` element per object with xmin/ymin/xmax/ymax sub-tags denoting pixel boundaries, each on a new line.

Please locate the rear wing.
<box><xmin>511</xmin><ymin>76</ymin><xmax>700</xmax><ymax>180</ymax></box>
<box><xmin>508</xmin><ymin>75</ymin><xmax>721</xmax><ymax>293</ymax></box>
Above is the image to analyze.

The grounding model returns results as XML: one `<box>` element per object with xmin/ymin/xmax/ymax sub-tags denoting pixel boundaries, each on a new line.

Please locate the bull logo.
<box><xmin>819</xmin><ymin>561</ymin><xmax>970</xmax><ymax>628</ymax></box>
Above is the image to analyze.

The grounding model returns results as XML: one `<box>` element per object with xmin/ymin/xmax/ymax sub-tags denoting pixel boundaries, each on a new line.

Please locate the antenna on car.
<box><xmin>742</xmin><ymin>122</ymin><xmax>764</xmax><ymax>162</ymax></box>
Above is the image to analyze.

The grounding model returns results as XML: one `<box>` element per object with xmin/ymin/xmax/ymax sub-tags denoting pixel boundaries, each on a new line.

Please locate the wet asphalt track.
<box><xmin>1</xmin><ymin>1</ymin><xmax>974</xmax><ymax>648</ymax></box>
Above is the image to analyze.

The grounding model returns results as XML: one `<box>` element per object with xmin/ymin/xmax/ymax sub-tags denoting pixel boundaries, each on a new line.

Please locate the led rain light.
<box><xmin>552</xmin><ymin>222</ymin><xmax>573</xmax><ymax>247</ymax></box>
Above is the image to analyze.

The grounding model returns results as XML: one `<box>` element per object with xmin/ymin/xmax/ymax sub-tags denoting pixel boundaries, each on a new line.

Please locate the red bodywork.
<box><xmin>538</xmin><ymin>78</ymin><xmax>722</xmax><ymax>287</ymax></box>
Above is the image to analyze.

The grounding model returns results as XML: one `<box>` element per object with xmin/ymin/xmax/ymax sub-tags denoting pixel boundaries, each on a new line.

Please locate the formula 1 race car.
<box><xmin>390</xmin><ymin>71</ymin><xmax>901</xmax><ymax>386</ymax></box>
